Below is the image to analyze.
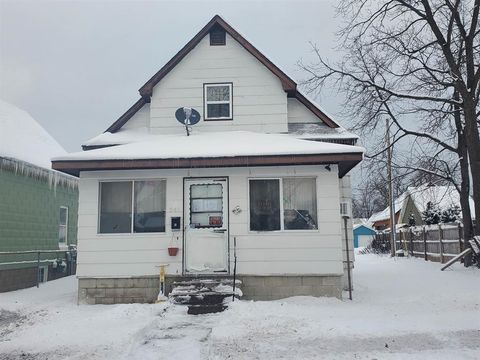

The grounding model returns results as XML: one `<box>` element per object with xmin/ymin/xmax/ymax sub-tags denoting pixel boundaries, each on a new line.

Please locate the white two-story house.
<box><xmin>52</xmin><ymin>15</ymin><xmax>363</xmax><ymax>304</ymax></box>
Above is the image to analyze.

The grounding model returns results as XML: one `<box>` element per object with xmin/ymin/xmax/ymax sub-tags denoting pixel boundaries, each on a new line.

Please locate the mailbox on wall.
<box><xmin>171</xmin><ymin>217</ymin><xmax>181</xmax><ymax>231</ymax></box>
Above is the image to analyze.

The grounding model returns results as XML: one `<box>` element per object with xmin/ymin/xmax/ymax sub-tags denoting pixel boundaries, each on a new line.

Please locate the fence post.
<box><xmin>409</xmin><ymin>228</ymin><xmax>414</xmax><ymax>256</ymax></box>
<box><xmin>458</xmin><ymin>223</ymin><xmax>463</xmax><ymax>253</ymax></box>
<box><xmin>423</xmin><ymin>226</ymin><xmax>427</xmax><ymax>261</ymax></box>
<box><xmin>439</xmin><ymin>224</ymin><xmax>444</xmax><ymax>264</ymax></box>
<box><xmin>36</xmin><ymin>251</ymin><xmax>40</xmax><ymax>288</ymax></box>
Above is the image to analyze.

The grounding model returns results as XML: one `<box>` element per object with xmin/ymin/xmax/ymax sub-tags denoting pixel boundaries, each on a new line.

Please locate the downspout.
<box><xmin>342</xmin><ymin>216</ymin><xmax>353</xmax><ymax>300</ymax></box>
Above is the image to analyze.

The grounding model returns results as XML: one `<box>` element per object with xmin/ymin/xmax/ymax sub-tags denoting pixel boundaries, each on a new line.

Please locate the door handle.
<box><xmin>213</xmin><ymin>229</ymin><xmax>226</xmax><ymax>233</ymax></box>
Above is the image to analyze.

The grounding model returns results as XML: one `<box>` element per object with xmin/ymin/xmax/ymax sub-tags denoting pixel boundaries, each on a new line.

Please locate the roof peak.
<box><xmin>105</xmin><ymin>15</ymin><xmax>341</xmax><ymax>133</ymax></box>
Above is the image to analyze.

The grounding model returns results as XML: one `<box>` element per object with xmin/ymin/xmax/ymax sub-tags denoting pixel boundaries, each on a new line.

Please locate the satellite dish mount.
<box><xmin>175</xmin><ymin>107</ymin><xmax>201</xmax><ymax>136</ymax></box>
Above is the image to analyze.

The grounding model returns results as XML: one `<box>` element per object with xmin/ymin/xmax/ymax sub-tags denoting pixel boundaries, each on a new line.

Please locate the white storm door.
<box><xmin>184</xmin><ymin>178</ymin><xmax>228</xmax><ymax>273</ymax></box>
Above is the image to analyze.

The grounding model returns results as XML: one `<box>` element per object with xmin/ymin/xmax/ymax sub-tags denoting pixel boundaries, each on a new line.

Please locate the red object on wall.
<box><xmin>168</xmin><ymin>247</ymin><xmax>179</xmax><ymax>256</ymax></box>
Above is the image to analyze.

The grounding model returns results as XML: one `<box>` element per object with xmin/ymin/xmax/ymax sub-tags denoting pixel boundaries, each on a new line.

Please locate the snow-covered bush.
<box><xmin>441</xmin><ymin>205</ymin><xmax>461</xmax><ymax>223</ymax></box>
<box><xmin>422</xmin><ymin>202</ymin><xmax>441</xmax><ymax>225</ymax></box>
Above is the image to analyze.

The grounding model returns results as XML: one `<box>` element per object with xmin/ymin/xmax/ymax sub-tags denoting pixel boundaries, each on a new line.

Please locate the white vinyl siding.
<box><xmin>287</xmin><ymin>98</ymin><xmax>322</xmax><ymax>124</ymax></box>
<box><xmin>149</xmin><ymin>33</ymin><xmax>288</xmax><ymax>134</ymax></box>
<box><xmin>76</xmin><ymin>166</ymin><xmax>342</xmax><ymax>278</ymax></box>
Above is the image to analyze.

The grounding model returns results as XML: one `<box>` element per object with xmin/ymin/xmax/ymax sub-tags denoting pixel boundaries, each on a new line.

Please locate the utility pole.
<box><xmin>386</xmin><ymin>119</ymin><xmax>397</xmax><ymax>257</ymax></box>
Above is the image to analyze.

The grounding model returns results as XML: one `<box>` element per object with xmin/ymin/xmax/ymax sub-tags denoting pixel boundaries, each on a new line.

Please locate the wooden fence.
<box><xmin>373</xmin><ymin>224</ymin><xmax>466</xmax><ymax>264</ymax></box>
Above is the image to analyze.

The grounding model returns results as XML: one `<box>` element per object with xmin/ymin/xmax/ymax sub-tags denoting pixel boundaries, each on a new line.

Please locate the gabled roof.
<box><xmin>105</xmin><ymin>15</ymin><xmax>340</xmax><ymax>134</ymax></box>
<box><xmin>368</xmin><ymin>184</ymin><xmax>476</xmax><ymax>224</ymax></box>
<box><xmin>353</xmin><ymin>224</ymin><xmax>376</xmax><ymax>233</ymax></box>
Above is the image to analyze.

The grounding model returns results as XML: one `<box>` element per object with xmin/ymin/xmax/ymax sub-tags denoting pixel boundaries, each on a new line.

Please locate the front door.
<box><xmin>184</xmin><ymin>178</ymin><xmax>228</xmax><ymax>274</ymax></box>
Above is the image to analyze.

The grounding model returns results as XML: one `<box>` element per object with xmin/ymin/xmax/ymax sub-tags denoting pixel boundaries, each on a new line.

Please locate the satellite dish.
<box><xmin>175</xmin><ymin>107</ymin><xmax>201</xmax><ymax>126</ymax></box>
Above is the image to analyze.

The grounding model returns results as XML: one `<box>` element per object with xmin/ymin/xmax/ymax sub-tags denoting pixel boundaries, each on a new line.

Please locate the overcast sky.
<box><xmin>1</xmin><ymin>0</ymin><xmax>343</xmax><ymax>152</ymax></box>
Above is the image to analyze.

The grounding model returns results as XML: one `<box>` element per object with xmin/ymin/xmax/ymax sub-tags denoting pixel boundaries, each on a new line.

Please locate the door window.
<box><xmin>190</xmin><ymin>184</ymin><xmax>223</xmax><ymax>228</ymax></box>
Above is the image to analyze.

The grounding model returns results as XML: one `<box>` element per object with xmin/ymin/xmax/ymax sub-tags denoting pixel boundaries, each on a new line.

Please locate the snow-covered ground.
<box><xmin>0</xmin><ymin>254</ymin><xmax>478</xmax><ymax>359</ymax></box>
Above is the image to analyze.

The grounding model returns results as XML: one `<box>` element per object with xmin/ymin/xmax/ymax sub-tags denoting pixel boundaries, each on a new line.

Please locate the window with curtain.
<box><xmin>99</xmin><ymin>182</ymin><xmax>133</xmax><ymax>233</ymax></box>
<box><xmin>204</xmin><ymin>83</ymin><xmax>232</xmax><ymax>120</ymax></box>
<box><xmin>99</xmin><ymin>180</ymin><xmax>166</xmax><ymax>234</ymax></box>
<box><xmin>249</xmin><ymin>178</ymin><xmax>317</xmax><ymax>231</ymax></box>
<box><xmin>283</xmin><ymin>178</ymin><xmax>317</xmax><ymax>230</ymax></box>
<box><xmin>134</xmin><ymin>180</ymin><xmax>166</xmax><ymax>232</ymax></box>
<box><xmin>249</xmin><ymin>179</ymin><xmax>281</xmax><ymax>231</ymax></box>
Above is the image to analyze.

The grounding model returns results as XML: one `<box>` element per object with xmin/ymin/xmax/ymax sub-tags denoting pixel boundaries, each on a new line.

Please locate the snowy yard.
<box><xmin>0</xmin><ymin>254</ymin><xmax>478</xmax><ymax>360</ymax></box>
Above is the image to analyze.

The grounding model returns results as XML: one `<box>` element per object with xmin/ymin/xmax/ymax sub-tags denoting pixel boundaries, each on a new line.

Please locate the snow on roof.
<box><xmin>56</xmin><ymin>130</ymin><xmax>364</xmax><ymax>162</ymax></box>
<box><xmin>288</xmin><ymin>123</ymin><xmax>358</xmax><ymax>140</ymax></box>
<box><xmin>409</xmin><ymin>185</ymin><xmax>458</xmax><ymax>213</ymax></box>
<box><xmin>0</xmin><ymin>100</ymin><xmax>66</xmax><ymax>169</ymax></box>
<box><xmin>85</xmin><ymin>124</ymin><xmax>358</xmax><ymax>148</ymax></box>
<box><xmin>368</xmin><ymin>184</ymin><xmax>476</xmax><ymax>224</ymax></box>
<box><xmin>82</xmin><ymin>127</ymin><xmax>149</xmax><ymax>147</ymax></box>
<box><xmin>353</xmin><ymin>223</ymin><xmax>376</xmax><ymax>232</ymax></box>
<box><xmin>408</xmin><ymin>184</ymin><xmax>475</xmax><ymax>219</ymax></box>
<box><xmin>368</xmin><ymin>191</ymin><xmax>408</xmax><ymax>224</ymax></box>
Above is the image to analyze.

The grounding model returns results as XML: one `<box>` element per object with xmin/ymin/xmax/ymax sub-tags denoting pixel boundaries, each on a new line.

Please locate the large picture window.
<box><xmin>204</xmin><ymin>83</ymin><xmax>232</xmax><ymax>120</ymax></box>
<box><xmin>249</xmin><ymin>178</ymin><xmax>317</xmax><ymax>231</ymax></box>
<box><xmin>99</xmin><ymin>180</ymin><xmax>166</xmax><ymax>234</ymax></box>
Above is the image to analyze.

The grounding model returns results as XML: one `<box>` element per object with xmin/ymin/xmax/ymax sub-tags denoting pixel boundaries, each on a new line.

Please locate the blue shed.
<box><xmin>353</xmin><ymin>224</ymin><xmax>376</xmax><ymax>248</ymax></box>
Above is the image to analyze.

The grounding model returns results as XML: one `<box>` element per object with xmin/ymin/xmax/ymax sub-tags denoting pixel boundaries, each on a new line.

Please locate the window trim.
<box><xmin>59</xmin><ymin>206</ymin><xmax>68</xmax><ymax>245</ymax></box>
<box><xmin>97</xmin><ymin>179</ymin><xmax>167</xmax><ymax>235</ymax></box>
<box><xmin>203</xmin><ymin>83</ymin><xmax>233</xmax><ymax>121</ymax></box>
<box><xmin>248</xmin><ymin>177</ymin><xmax>319</xmax><ymax>233</ymax></box>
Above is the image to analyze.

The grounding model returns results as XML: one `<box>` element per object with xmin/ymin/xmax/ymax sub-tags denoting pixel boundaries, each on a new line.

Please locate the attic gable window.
<box><xmin>204</xmin><ymin>83</ymin><xmax>233</xmax><ymax>120</ymax></box>
<box><xmin>210</xmin><ymin>26</ymin><xmax>226</xmax><ymax>46</ymax></box>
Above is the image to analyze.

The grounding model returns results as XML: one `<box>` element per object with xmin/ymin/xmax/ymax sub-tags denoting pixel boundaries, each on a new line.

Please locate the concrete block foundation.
<box><xmin>238</xmin><ymin>275</ymin><xmax>342</xmax><ymax>300</ymax></box>
<box><xmin>78</xmin><ymin>275</ymin><xmax>343</xmax><ymax>304</ymax></box>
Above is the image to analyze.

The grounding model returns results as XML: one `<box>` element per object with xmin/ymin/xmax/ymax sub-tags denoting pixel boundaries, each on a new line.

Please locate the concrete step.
<box><xmin>169</xmin><ymin>276</ymin><xmax>242</xmax><ymax>313</ymax></box>
<box><xmin>187</xmin><ymin>304</ymin><xmax>227</xmax><ymax>315</ymax></box>
<box><xmin>172</xmin><ymin>292</ymin><xmax>233</xmax><ymax>305</ymax></box>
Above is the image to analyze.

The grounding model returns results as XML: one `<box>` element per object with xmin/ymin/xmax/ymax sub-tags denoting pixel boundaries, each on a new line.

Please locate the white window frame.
<box><xmin>203</xmin><ymin>83</ymin><xmax>233</xmax><ymax>120</ymax></box>
<box><xmin>248</xmin><ymin>177</ymin><xmax>319</xmax><ymax>232</ymax></box>
<box><xmin>59</xmin><ymin>206</ymin><xmax>68</xmax><ymax>245</ymax></box>
<box><xmin>98</xmin><ymin>179</ymin><xmax>167</xmax><ymax>235</ymax></box>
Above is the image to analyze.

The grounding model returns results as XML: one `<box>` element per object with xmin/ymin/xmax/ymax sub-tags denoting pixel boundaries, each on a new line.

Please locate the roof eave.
<box><xmin>52</xmin><ymin>152</ymin><xmax>363</xmax><ymax>178</ymax></box>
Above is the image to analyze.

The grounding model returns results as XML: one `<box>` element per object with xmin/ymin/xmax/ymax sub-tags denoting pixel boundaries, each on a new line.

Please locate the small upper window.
<box><xmin>204</xmin><ymin>83</ymin><xmax>232</xmax><ymax>120</ymax></box>
<box><xmin>210</xmin><ymin>26</ymin><xmax>226</xmax><ymax>46</ymax></box>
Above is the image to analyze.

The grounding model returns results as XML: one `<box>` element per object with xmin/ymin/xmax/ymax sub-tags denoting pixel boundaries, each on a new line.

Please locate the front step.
<box><xmin>187</xmin><ymin>304</ymin><xmax>227</xmax><ymax>315</ymax></box>
<box><xmin>169</xmin><ymin>277</ymin><xmax>242</xmax><ymax>314</ymax></box>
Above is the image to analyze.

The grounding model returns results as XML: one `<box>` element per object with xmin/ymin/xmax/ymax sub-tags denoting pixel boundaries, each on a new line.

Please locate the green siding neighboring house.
<box><xmin>0</xmin><ymin>100</ymin><xmax>79</xmax><ymax>291</ymax></box>
<box><xmin>0</xmin><ymin>160</ymin><xmax>78</xmax><ymax>253</ymax></box>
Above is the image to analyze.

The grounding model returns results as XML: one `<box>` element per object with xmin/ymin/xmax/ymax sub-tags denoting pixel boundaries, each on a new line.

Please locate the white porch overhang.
<box><xmin>52</xmin><ymin>131</ymin><xmax>364</xmax><ymax>177</ymax></box>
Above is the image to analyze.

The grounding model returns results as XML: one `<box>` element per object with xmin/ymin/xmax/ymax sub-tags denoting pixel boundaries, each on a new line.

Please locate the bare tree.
<box><xmin>300</xmin><ymin>0</ymin><xmax>480</xmax><ymax>241</ymax></box>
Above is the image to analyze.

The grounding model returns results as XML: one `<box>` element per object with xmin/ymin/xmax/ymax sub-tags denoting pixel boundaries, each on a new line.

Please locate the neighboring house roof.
<box><xmin>104</xmin><ymin>15</ymin><xmax>341</xmax><ymax>134</ymax></box>
<box><xmin>407</xmin><ymin>184</ymin><xmax>474</xmax><ymax>215</ymax></box>
<box><xmin>353</xmin><ymin>224</ymin><xmax>376</xmax><ymax>233</ymax></box>
<box><xmin>52</xmin><ymin>131</ymin><xmax>364</xmax><ymax>177</ymax></box>
<box><xmin>368</xmin><ymin>191</ymin><xmax>408</xmax><ymax>224</ymax></box>
<box><xmin>0</xmin><ymin>99</ymin><xmax>66</xmax><ymax>169</ymax></box>
<box><xmin>368</xmin><ymin>184</ymin><xmax>476</xmax><ymax>225</ymax></box>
